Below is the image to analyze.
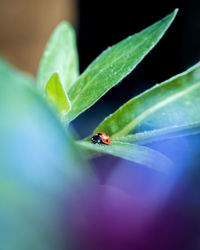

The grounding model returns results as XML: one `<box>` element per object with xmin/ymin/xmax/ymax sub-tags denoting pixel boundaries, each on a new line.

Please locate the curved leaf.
<box><xmin>65</xmin><ymin>9</ymin><xmax>178</xmax><ymax>122</ymax></box>
<box><xmin>78</xmin><ymin>141</ymin><xmax>174</xmax><ymax>173</ymax></box>
<box><xmin>45</xmin><ymin>73</ymin><xmax>71</xmax><ymax>115</ymax></box>
<box><xmin>37</xmin><ymin>22</ymin><xmax>79</xmax><ymax>93</ymax></box>
<box><xmin>116</xmin><ymin>122</ymin><xmax>200</xmax><ymax>145</ymax></box>
<box><xmin>94</xmin><ymin>61</ymin><xmax>200</xmax><ymax>139</ymax></box>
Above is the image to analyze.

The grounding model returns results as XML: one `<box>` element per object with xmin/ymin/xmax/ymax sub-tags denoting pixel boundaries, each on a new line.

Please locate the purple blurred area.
<box><xmin>63</xmin><ymin>135</ymin><xmax>200</xmax><ymax>250</ymax></box>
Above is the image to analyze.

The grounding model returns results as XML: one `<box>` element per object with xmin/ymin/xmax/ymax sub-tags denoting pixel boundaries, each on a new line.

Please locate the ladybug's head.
<box><xmin>91</xmin><ymin>134</ymin><xmax>102</xmax><ymax>144</ymax></box>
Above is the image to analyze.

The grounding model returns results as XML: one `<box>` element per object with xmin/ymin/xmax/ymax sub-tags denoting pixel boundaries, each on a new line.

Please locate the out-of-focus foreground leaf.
<box><xmin>94</xmin><ymin>62</ymin><xmax>200</xmax><ymax>139</ymax></box>
<box><xmin>0</xmin><ymin>59</ymin><xmax>35</xmax><ymax>86</ymax></box>
<box><xmin>0</xmin><ymin>62</ymin><xmax>89</xmax><ymax>250</ymax></box>
<box><xmin>65</xmin><ymin>9</ymin><xmax>178</xmax><ymax>122</ymax></box>
<box><xmin>45</xmin><ymin>73</ymin><xmax>71</xmax><ymax>116</ymax></box>
<box><xmin>37</xmin><ymin>22</ymin><xmax>79</xmax><ymax>93</ymax></box>
<box><xmin>78</xmin><ymin>141</ymin><xmax>173</xmax><ymax>173</ymax></box>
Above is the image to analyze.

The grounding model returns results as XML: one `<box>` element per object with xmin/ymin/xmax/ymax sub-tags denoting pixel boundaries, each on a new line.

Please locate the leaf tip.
<box><xmin>174</xmin><ymin>8</ymin><xmax>179</xmax><ymax>15</ymax></box>
<box><xmin>169</xmin><ymin>8</ymin><xmax>179</xmax><ymax>21</ymax></box>
<box><xmin>58</xmin><ymin>21</ymin><xmax>75</xmax><ymax>33</ymax></box>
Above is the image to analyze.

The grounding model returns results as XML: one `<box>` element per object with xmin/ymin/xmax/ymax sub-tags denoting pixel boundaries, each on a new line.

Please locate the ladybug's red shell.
<box><xmin>99</xmin><ymin>132</ymin><xmax>111</xmax><ymax>144</ymax></box>
<box><xmin>91</xmin><ymin>132</ymin><xmax>111</xmax><ymax>145</ymax></box>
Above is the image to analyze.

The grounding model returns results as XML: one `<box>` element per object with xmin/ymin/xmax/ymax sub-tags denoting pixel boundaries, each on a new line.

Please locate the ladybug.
<box><xmin>91</xmin><ymin>132</ymin><xmax>111</xmax><ymax>145</ymax></box>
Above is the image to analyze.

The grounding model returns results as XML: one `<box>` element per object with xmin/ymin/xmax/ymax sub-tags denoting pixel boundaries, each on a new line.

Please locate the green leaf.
<box><xmin>45</xmin><ymin>73</ymin><xmax>71</xmax><ymax>115</ymax></box>
<box><xmin>37</xmin><ymin>21</ymin><xmax>79</xmax><ymax>93</ymax></box>
<box><xmin>77</xmin><ymin>141</ymin><xmax>174</xmax><ymax>173</ymax></box>
<box><xmin>0</xmin><ymin>59</ymin><xmax>35</xmax><ymax>86</ymax></box>
<box><xmin>117</xmin><ymin>122</ymin><xmax>200</xmax><ymax>145</ymax></box>
<box><xmin>65</xmin><ymin>9</ymin><xmax>178</xmax><ymax>122</ymax></box>
<box><xmin>94</xmin><ymin>61</ymin><xmax>200</xmax><ymax>139</ymax></box>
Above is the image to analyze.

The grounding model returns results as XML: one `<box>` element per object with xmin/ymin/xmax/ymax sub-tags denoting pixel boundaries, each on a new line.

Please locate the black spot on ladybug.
<box><xmin>91</xmin><ymin>134</ymin><xmax>102</xmax><ymax>144</ymax></box>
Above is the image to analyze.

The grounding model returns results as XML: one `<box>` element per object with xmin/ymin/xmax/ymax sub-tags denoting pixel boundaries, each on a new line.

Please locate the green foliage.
<box><xmin>94</xmin><ymin>62</ymin><xmax>200</xmax><ymax>139</ymax></box>
<box><xmin>65</xmin><ymin>9</ymin><xmax>178</xmax><ymax>122</ymax></box>
<box><xmin>3</xmin><ymin>8</ymin><xmax>200</xmax><ymax>173</ymax></box>
<box><xmin>45</xmin><ymin>73</ymin><xmax>71</xmax><ymax>116</ymax></box>
<box><xmin>37</xmin><ymin>22</ymin><xmax>79</xmax><ymax>94</ymax></box>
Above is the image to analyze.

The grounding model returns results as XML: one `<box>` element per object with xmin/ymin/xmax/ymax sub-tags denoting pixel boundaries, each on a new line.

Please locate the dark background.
<box><xmin>74</xmin><ymin>0</ymin><xmax>200</xmax><ymax>137</ymax></box>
